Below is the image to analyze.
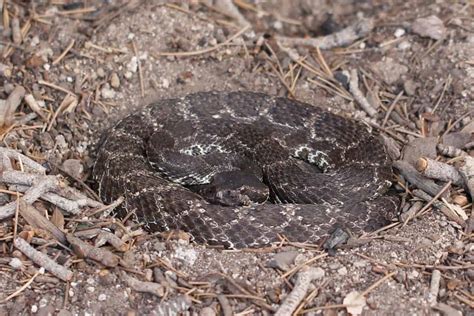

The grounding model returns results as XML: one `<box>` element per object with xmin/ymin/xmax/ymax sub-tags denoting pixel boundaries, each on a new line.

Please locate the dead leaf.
<box><xmin>51</xmin><ymin>208</ymin><xmax>65</xmax><ymax>229</ymax></box>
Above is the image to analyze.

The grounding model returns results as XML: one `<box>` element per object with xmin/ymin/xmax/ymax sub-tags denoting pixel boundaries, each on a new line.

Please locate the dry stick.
<box><xmin>393</xmin><ymin>160</ymin><xmax>444</xmax><ymax>197</ymax></box>
<box><xmin>66</xmin><ymin>234</ymin><xmax>119</xmax><ymax>267</ymax></box>
<box><xmin>120</xmin><ymin>270</ymin><xmax>164</xmax><ymax>297</ymax></box>
<box><xmin>11</xmin><ymin>17</ymin><xmax>21</xmax><ymax>44</ymax></box>
<box><xmin>432</xmin><ymin>75</ymin><xmax>451</xmax><ymax>113</ymax></box>
<box><xmin>428</xmin><ymin>269</ymin><xmax>442</xmax><ymax>306</ymax></box>
<box><xmin>416</xmin><ymin>157</ymin><xmax>463</xmax><ymax>186</ymax></box>
<box><xmin>132</xmin><ymin>40</ymin><xmax>145</xmax><ymax>98</ymax></box>
<box><xmin>275</xmin><ymin>267</ymin><xmax>325</xmax><ymax>316</ymax></box>
<box><xmin>0</xmin><ymin>85</ymin><xmax>25</xmax><ymax>127</ymax></box>
<box><xmin>381</xmin><ymin>91</ymin><xmax>404</xmax><ymax>127</ymax></box>
<box><xmin>0</xmin><ymin>148</ymin><xmax>46</xmax><ymax>172</ymax></box>
<box><xmin>95</xmin><ymin>231</ymin><xmax>127</xmax><ymax>252</ymax></box>
<box><xmin>24</xmin><ymin>94</ymin><xmax>47</xmax><ymax>121</ymax></box>
<box><xmin>0</xmin><ymin>175</ymin><xmax>58</xmax><ymax>220</ymax></box>
<box><xmin>0</xmin><ymin>268</ymin><xmax>43</xmax><ymax>303</ymax></box>
<box><xmin>359</xmin><ymin>271</ymin><xmax>397</xmax><ymax>297</ymax></box>
<box><xmin>276</xmin><ymin>18</ymin><xmax>374</xmax><ymax>49</ymax></box>
<box><xmin>52</xmin><ymin>39</ymin><xmax>75</xmax><ymax>65</ymax></box>
<box><xmin>437</xmin><ymin>143</ymin><xmax>467</xmax><ymax>158</ymax></box>
<box><xmin>459</xmin><ymin>156</ymin><xmax>474</xmax><ymax>234</ymax></box>
<box><xmin>47</xmin><ymin>94</ymin><xmax>78</xmax><ymax>131</ymax></box>
<box><xmin>154</xmin><ymin>25</ymin><xmax>250</xmax><ymax>57</ymax></box>
<box><xmin>18</xmin><ymin>199</ymin><xmax>67</xmax><ymax>245</ymax></box>
<box><xmin>38</xmin><ymin>80</ymin><xmax>77</xmax><ymax>97</ymax></box>
<box><xmin>214</xmin><ymin>0</ymin><xmax>251</xmax><ymax>27</ymax></box>
<box><xmin>14</xmin><ymin>237</ymin><xmax>73</xmax><ymax>281</ymax></box>
<box><xmin>404</xmin><ymin>181</ymin><xmax>452</xmax><ymax>226</ymax></box>
<box><xmin>349</xmin><ymin>69</ymin><xmax>378</xmax><ymax>118</ymax></box>
<box><xmin>281</xmin><ymin>253</ymin><xmax>328</xmax><ymax>279</ymax></box>
<box><xmin>217</xmin><ymin>294</ymin><xmax>233</xmax><ymax>316</ymax></box>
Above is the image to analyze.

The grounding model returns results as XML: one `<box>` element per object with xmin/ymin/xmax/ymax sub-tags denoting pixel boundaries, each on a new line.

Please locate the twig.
<box><xmin>0</xmin><ymin>174</ymin><xmax>59</xmax><ymax>220</ymax></box>
<box><xmin>154</xmin><ymin>25</ymin><xmax>250</xmax><ymax>57</ymax></box>
<box><xmin>120</xmin><ymin>270</ymin><xmax>165</xmax><ymax>297</ymax></box>
<box><xmin>393</xmin><ymin>160</ymin><xmax>445</xmax><ymax>197</ymax></box>
<box><xmin>381</xmin><ymin>91</ymin><xmax>404</xmax><ymax>127</ymax></box>
<box><xmin>52</xmin><ymin>39</ymin><xmax>75</xmax><ymax>65</ymax></box>
<box><xmin>405</xmin><ymin>181</ymin><xmax>453</xmax><ymax>226</ymax></box>
<box><xmin>349</xmin><ymin>69</ymin><xmax>378</xmax><ymax>117</ymax></box>
<box><xmin>24</xmin><ymin>94</ymin><xmax>47</xmax><ymax>121</ymax></box>
<box><xmin>132</xmin><ymin>40</ymin><xmax>145</xmax><ymax>98</ymax></box>
<box><xmin>18</xmin><ymin>199</ymin><xmax>67</xmax><ymax>245</ymax></box>
<box><xmin>428</xmin><ymin>269</ymin><xmax>441</xmax><ymax>306</ymax></box>
<box><xmin>0</xmin><ymin>85</ymin><xmax>25</xmax><ymax>127</ymax></box>
<box><xmin>275</xmin><ymin>267</ymin><xmax>325</xmax><ymax>316</ymax></box>
<box><xmin>217</xmin><ymin>294</ymin><xmax>233</xmax><ymax>316</ymax></box>
<box><xmin>38</xmin><ymin>80</ymin><xmax>77</xmax><ymax>96</ymax></box>
<box><xmin>13</xmin><ymin>237</ymin><xmax>73</xmax><ymax>281</ymax></box>
<box><xmin>416</xmin><ymin>157</ymin><xmax>463</xmax><ymax>185</ymax></box>
<box><xmin>276</xmin><ymin>18</ymin><xmax>374</xmax><ymax>50</ymax></box>
<box><xmin>0</xmin><ymin>268</ymin><xmax>43</xmax><ymax>303</ymax></box>
<box><xmin>66</xmin><ymin>234</ymin><xmax>119</xmax><ymax>267</ymax></box>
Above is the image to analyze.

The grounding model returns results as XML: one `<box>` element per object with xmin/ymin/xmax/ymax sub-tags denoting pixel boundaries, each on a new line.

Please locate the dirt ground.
<box><xmin>0</xmin><ymin>1</ymin><xmax>473</xmax><ymax>315</ymax></box>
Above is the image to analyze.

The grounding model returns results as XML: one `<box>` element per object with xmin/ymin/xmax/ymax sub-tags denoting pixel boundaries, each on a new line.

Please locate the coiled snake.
<box><xmin>93</xmin><ymin>91</ymin><xmax>398</xmax><ymax>248</ymax></box>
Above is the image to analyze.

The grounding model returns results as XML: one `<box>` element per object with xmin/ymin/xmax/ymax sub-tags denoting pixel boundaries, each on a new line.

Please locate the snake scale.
<box><xmin>93</xmin><ymin>91</ymin><xmax>398</xmax><ymax>248</ymax></box>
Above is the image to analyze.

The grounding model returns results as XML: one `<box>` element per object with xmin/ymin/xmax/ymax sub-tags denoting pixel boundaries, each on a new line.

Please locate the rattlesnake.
<box><xmin>93</xmin><ymin>91</ymin><xmax>398</xmax><ymax>248</ymax></box>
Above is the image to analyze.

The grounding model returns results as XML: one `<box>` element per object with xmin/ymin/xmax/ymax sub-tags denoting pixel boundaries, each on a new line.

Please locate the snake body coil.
<box><xmin>93</xmin><ymin>91</ymin><xmax>398</xmax><ymax>248</ymax></box>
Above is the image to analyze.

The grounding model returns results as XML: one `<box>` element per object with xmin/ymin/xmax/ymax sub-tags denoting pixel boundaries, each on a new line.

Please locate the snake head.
<box><xmin>194</xmin><ymin>171</ymin><xmax>269</xmax><ymax>206</ymax></box>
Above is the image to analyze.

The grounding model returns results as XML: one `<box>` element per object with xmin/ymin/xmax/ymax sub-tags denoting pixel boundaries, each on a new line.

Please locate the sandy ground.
<box><xmin>0</xmin><ymin>1</ymin><xmax>472</xmax><ymax>315</ymax></box>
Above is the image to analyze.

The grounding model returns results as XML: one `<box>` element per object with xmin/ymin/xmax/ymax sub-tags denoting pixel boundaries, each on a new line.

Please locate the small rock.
<box><xmin>353</xmin><ymin>260</ymin><xmax>367</xmax><ymax>268</ymax></box>
<box><xmin>371</xmin><ymin>57</ymin><xmax>408</xmax><ymax>85</ymax></box>
<box><xmin>394</xmin><ymin>28</ymin><xmax>405</xmax><ymax>38</ymax></box>
<box><xmin>199</xmin><ymin>307</ymin><xmax>216</xmax><ymax>316</ymax></box>
<box><xmin>267</xmin><ymin>251</ymin><xmax>299</xmax><ymax>271</ymax></box>
<box><xmin>161</xmin><ymin>78</ymin><xmax>170</xmax><ymax>89</ymax></box>
<box><xmin>98</xmin><ymin>293</ymin><xmax>107</xmax><ymax>301</ymax></box>
<box><xmin>96</xmin><ymin>68</ymin><xmax>106</xmax><ymax>78</ymax></box>
<box><xmin>110</xmin><ymin>72</ymin><xmax>120</xmax><ymax>88</ymax></box>
<box><xmin>126</xmin><ymin>56</ymin><xmax>138</xmax><ymax>73</ymax></box>
<box><xmin>403</xmin><ymin>79</ymin><xmax>419</xmax><ymax>96</ymax></box>
<box><xmin>9</xmin><ymin>257</ymin><xmax>23</xmax><ymax>269</ymax></box>
<box><xmin>337</xmin><ymin>266</ymin><xmax>348</xmax><ymax>276</ymax></box>
<box><xmin>62</xmin><ymin>159</ymin><xmax>83</xmax><ymax>178</ymax></box>
<box><xmin>86</xmin><ymin>286</ymin><xmax>95</xmax><ymax>293</ymax></box>
<box><xmin>412</xmin><ymin>15</ymin><xmax>446</xmax><ymax>40</ymax></box>
<box><xmin>124</xmin><ymin>71</ymin><xmax>133</xmax><ymax>79</ymax></box>
<box><xmin>101</xmin><ymin>84</ymin><xmax>116</xmax><ymax>99</ymax></box>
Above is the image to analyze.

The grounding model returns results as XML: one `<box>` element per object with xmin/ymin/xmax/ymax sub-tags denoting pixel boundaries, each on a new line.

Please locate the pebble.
<box><xmin>98</xmin><ymin>293</ymin><xmax>107</xmax><ymax>301</ymax></box>
<box><xmin>110</xmin><ymin>72</ymin><xmax>120</xmax><ymax>88</ymax></box>
<box><xmin>403</xmin><ymin>79</ymin><xmax>418</xmax><ymax>96</ymax></box>
<box><xmin>101</xmin><ymin>84</ymin><xmax>116</xmax><ymax>99</ymax></box>
<box><xmin>162</xmin><ymin>78</ymin><xmax>170</xmax><ymax>89</ymax></box>
<box><xmin>412</xmin><ymin>15</ymin><xmax>446</xmax><ymax>40</ymax></box>
<box><xmin>371</xmin><ymin>57</ymin><xmax>408</xmax><ymax>85</ymax></box>
<box><xmin>267</xmin><ymin>250</ymin><xmax>299</xmax><ymax>271</ymax></box>
<box><xmin>62</xmin><ymin>159</ymin><xmax>83</xmax><ymax>178</ymax></box>
<box><xmin>96</xmin><ymin>68</ymin><xmax>106</xmax><ymax>78</ymax></box>
<box><xmin>394</xmin><ymin>28</ymin><xmax>405</xmax><ymax>38</ymax></box>
<box><xmin>337</xmin><ymin>266</ymin><xmax>348</xmax><ymax>276</ymax></box>
<box><xmin>9</xmin><ymin>257</ymin><xmax>23</xmax><ymax>269</ymax></box>
<box><xmin>126</xmin><ymin>56</ymin><xmax>138</xmax><ymax>73</ymax></box>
